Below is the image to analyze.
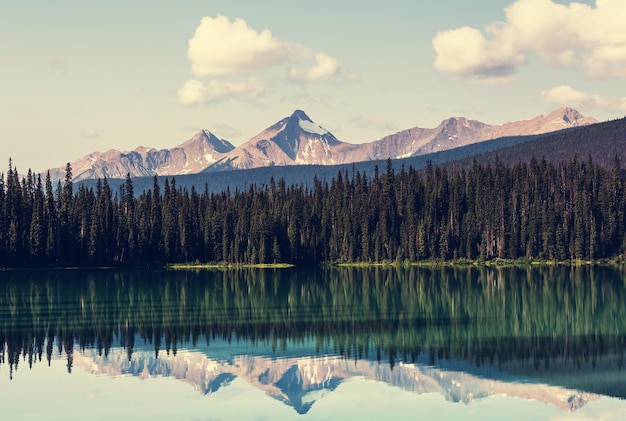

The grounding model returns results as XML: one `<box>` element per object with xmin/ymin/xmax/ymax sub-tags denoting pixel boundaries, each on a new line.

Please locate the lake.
<box><xmin>1</xmin><ymin>265</ymin><xmax>626</xmax><ymax>420</ymax></box>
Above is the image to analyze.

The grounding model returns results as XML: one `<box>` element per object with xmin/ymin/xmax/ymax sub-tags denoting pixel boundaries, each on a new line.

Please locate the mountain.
<box><xmin>204</xmin><ymin>110</ymin><xmax>345</xmax><ymax>171</ymax></box>
<box><xmin>48</xmin><ymin>130</ymin><xmax>235</xmax><ymax>182</ymax></box>
<box><xmin>48</xmin><ymin>108</ymin><xmax>597</xmax><ymax>182</ymax></box>
<box><xmin>203</xmin><ymin>107</ymin><xmax>597</xmax><ymax>172</ymax></box>
<box><xmin>343</xmin><ymin>107</ymin><xmax>597</xmax><ymax>162</ymax></box>
<box><xmin>78</xmin><ymin>114</ymin><xmax>626</xmax><ymax>198</ymax></box>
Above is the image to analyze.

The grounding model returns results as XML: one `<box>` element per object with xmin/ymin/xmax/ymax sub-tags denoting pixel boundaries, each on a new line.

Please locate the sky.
<box><xmin>2</xmin><ymin>0</ymin><xmax>626</xmax><ymax>173</ymax></box>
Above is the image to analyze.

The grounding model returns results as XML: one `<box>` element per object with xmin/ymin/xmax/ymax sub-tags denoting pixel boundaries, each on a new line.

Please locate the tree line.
<box><xmin>0</xmin><ymin>156</ymin><xmax>625</xmax><ymax>267</ymax></box>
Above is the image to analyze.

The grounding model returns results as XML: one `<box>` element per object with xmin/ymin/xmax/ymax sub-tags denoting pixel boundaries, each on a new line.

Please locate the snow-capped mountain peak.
<box><xmin>205</xmin><ymin>110</ymin><xmax>345</xmax><ymax>170</ymax></box>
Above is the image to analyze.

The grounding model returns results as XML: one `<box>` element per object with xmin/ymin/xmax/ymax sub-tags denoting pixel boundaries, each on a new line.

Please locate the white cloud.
<box><xmin>177</xmin><ymin>78</ymin><xmax>267</xmax><ymax>106</ymax></box>
<box><xmin>583</xmin><ymin>45</ymin><xmax>626</xmax><ymax>79</ymax></box>
<box><xmin>81</xmin><ymin>128</ymin><xmax>100</xmax><ymax>139</ymax></box>
<box><xmin>433</xmin><ymin>0</ymin><xmax>626</xmax><ymax>83</ymax></box>
<box><xmin>541</xmin><ymin>85</ymin><xmax>626</xmax><ymax>111</ymax></box>
<box><xmin>432</xmin><ymin>26</ymin><xmax>522</xmax><ymax>84</ymax></box>
<box><xmin>289</xmin><ymin>52</ymin><xmax>341</xmax><ymax>83</ymax></box>
<box><xmin>179</xmin><ymin>15</ymin><xmax>349</xmax><ymax>105</ymax></box>
<box><xmin>187</xmin><ymin>15</ymin><xmax>288</xmax><ymax>77</ymax></box>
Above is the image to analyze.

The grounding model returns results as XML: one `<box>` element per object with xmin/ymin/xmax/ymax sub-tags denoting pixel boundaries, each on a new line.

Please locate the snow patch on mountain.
<box><xmin>299</xmin><ymin>119</ymin><xmax>328</xmax><ymax>136</ymax></box>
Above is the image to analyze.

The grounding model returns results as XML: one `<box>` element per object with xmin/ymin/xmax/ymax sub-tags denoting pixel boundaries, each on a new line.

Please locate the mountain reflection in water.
<box><xmin>73</xmin><ymin>342</ymin><xmax>600</xmax><ymax>414</ymax></box>
<box><xmin>1</xmin><ymin>265</ymin><xmax>626</xmax><ymax>414</ymax></box>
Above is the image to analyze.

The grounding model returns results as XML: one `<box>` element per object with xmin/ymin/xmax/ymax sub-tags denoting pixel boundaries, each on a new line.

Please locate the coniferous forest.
<box><xmin>0</xmin><ymin>156</ymin><xmax>625</xmax><ymax>267</ymax></box>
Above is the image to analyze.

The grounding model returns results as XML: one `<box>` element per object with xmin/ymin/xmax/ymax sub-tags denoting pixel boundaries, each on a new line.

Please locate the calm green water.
<box><xmin>1</xmin><ymin>266</ymin><xmax>626</xmax><ymax>420</ymax></box>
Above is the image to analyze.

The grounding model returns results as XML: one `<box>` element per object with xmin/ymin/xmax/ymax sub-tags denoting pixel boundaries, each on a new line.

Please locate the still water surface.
<box><xmin>1</xmin><ymin>266</ymin><xmax>626</xmax><ymax>420</ymax></box>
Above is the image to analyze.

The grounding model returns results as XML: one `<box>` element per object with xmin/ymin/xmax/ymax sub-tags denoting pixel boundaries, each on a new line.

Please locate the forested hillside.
<box><xmin>1</xmin><ymin>154</ymin><xmax>625</xmax><ymax>267</ymax></box>
<box><xmin>450</xmin><ymin>117</ymin><xmax>626</xmax><ymax>170</ymax></box>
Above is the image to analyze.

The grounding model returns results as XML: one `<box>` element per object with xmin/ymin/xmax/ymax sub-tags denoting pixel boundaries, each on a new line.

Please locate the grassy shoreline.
<box><xmin>168</xmin><ymin>256</ymin><xmax>626</xmax><ymax>270</ymax></box>
<box><xmin>328</xmin><ymin>256</ymin><xmax>626</xmax><ymax>268</ymax></box>
<box><xmin>167</xmin><ymin>262</ymin><xmax>295</xmax><ymax>270</ymax></box>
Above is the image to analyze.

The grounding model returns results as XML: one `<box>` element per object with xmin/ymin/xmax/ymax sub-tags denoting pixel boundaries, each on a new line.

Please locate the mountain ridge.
<box><xmin>47</xmin><ymin>107</ymin><xmax>597</xmax><ymax>182</ymax></box>
<box><xmin>76</xmin><ymin>115</ymin><xmax>626</xmax><ymax>198</ymax></box>
<box><xmin>48</xmin><ymin>129</ymin><xmax>235</xmax><ymax>182</ymax></box>
<box><xmin>344</xmin><ymin>107</ymin><xmax>597</xmax><ymax>163</ymax></box>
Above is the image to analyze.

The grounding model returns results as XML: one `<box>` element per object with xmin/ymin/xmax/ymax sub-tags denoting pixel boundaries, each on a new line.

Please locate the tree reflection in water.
<box><xmin>1</xmin><ymin>265</ymin><xmax>625</xmax><ymax>396</ymax></box>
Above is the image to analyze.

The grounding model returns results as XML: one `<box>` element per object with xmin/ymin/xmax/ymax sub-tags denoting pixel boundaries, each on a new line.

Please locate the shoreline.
<box><xmin>2</xmin><ymin>256</ymin><xmax>625</xmax><ymax>271</ymax></box>
<box><xmin>327</xmin><ymin>256</ymin><xmax>626</xmax><ymax>269</ymax></box>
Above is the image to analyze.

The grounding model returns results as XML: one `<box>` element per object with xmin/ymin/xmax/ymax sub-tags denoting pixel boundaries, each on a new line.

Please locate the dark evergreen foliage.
<box><xmin>1</xmin><ymin>155</ymin><xmax>625</xmax><ymax>266</ymax></box>
<box><xmin>449</xmin><ymin>116</ymin><xmax>626</xmax><ymax>170</ymax></box>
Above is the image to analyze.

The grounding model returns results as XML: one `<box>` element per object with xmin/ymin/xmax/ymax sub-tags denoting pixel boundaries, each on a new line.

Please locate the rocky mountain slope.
<box><xmin>47</xmin><ymin>108</ymin><xmax>597</xmax><ymax>182</ymax></box>
<box><xmin>48</xmin><ymin>130</ymin><xmax>234</xmax><ymax>182</ymax></box>
<box><xmin>205</xmin><ymin>110</ymin><xmax>345</xmax><ymax>171</ymax></box>
<box><xmin>342</xmin><ymin>107</ymin><xmax>597</xmax><ymax>162</ymax></box>
<box><xmin>204</xmin><ymin>107</ymin><xmax>596</xmax><ymax>172</ymax></box>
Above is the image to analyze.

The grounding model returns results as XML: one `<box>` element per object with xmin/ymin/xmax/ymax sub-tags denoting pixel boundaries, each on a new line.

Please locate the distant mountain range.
<box><xmin>47</xmin><ymin>107</ymin><xmax>596</xmax><ymax>182</ymax></box>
